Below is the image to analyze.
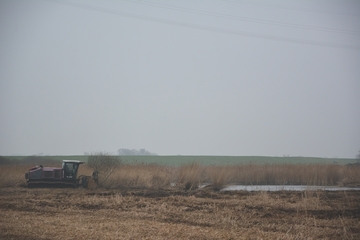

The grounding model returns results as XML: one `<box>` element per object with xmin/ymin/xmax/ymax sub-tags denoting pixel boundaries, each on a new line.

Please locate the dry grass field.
<box><xmin>0</xmin><ymin>163</ymin><xmax>360</xmax><ymax>239</ymax></box>
<box><xmin>1</xmin><ymin>187</ymin><xmax>360</xmax><ymax>239</ymax></box>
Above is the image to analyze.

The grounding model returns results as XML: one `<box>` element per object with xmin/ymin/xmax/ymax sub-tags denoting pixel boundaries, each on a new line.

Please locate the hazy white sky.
<box><xmin>1</xmin><ymin>0</ymin><xmax>359</xmax><ymax>157</ymax></box>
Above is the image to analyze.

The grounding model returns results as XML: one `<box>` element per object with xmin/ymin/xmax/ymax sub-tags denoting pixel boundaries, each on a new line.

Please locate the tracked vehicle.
<box><xmin>25</xmin><ymin>160</ymin><xmax>97</xmax><ymax>188</ymax></box>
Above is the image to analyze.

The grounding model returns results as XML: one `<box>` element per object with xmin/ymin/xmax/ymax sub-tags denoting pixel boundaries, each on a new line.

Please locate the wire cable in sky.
<box><xmin>222</xmin><ymin>0</ymin><xmax>360</xmax><ymax>17</ymax></box>
<box><xmin>46</xmin><ymin>0</ymin><xmax>360</xmax><ymax>50</ymax></box>
<box><xmin>125</xmin><ymin>0</ymin><xmax>360</xmax><ymax>35</ymax></box>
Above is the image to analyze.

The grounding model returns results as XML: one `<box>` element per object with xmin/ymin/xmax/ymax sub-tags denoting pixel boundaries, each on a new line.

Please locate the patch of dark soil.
<box><xmin>76</xmin><ymin>203</ymin><xmax>103</xmax><ymax>210</ymax></box>
<box><xmin>244</xmin><ymin>205</ymin><xmax>265</xmax><ymax>211</ymax></box>
<box><xmin>0</xmin><ymin>234</ymin><xmax>47</xmax><ymax>240</ymax></box>
<box><xmin>0</xmin><ymin>203</ymin><xmax>18</xmax><ymax>210</ymax></box>
<box><xmin>220</xmin><ymin>190</ymin><xmax>252</xmax><ymax>197</ymax></box>
<box><xmin>133</xmin><ymin>190</ymin><xmax>173</xmax><ymax>198</ymax></box>
<box><xmin>26</xmin><ymin>182</ymin><xmax>76</xmax><ymax>188</ymax></box>
<box><xmin>194</xmin><ymin>190</ymin><xmax>225</xmax><ymax>199</ymax></box>
<box><xmin>350</xmin><ymin>227</ymin><xmax>360</xmax><ymax>234</ymax></box>
<box><xmin>130</xmin><ymin>188</ymin><xmax>191</xmax><ymax>198</ymax></box>
<box><xmin>269</xmin><ymin>191</ymin><xmax>302</xmax><ymax>198</ymax></box>
<box><xmin>161</xmin><ymin>214</ymin><xmax>213</xmax><ymax>228</ymax></box>
<box><xmin>307</xmin><ymin>209</ymin><xmax>360</xmax><ymax>219</ymax></box>
<box><xmin>261</xmin><ymin>212</ymin><xmax>273</xmax><ymax>218</ymax></box>
<box><xmin>85</xmin><ymin>189</ymin><xmax>123</xmax><ymax>196</ymax></box>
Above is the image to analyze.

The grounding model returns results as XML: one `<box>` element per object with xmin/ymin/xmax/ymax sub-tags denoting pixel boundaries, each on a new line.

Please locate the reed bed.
<box><xmin>0</xmin><ymin>164</ymin><xmax>32</xmax><ymax>187</ymax></box>
<box><xmin>97</xmin><ymin>163</ymin><xmax>173</xmax><ymax>189</ymax></box>
<box><xmin>228</xmin><ymin>164</ymin><xmax>346</xmax><ymax>186</ymax></box>
<box><xmin>1</xmin><ymin>162</ymin><xmax>360</xmax><ymax>189</ymax></box>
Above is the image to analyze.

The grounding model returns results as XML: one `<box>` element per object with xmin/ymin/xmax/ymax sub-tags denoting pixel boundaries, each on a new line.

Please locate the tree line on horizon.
<box><xmin>117</xmin><ymin>148</ymin><xmax>157</xmax><ymax>156</ymax></box>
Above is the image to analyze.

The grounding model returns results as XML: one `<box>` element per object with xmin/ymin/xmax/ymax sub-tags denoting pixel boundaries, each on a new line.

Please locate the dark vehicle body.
<box><xmin>25</xmin><ymin>160</ymin><xmax>91</xmax><ymax>187</ymax></box>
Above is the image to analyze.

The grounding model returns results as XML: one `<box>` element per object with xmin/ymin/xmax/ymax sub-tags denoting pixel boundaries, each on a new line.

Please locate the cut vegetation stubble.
<box><xmin>1</xmin><ymin>161</ymin><xmax>360</xmax><ymax>239</ymax></box>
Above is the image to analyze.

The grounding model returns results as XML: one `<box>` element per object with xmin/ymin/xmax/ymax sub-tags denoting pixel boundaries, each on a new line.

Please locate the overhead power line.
<box><xmin>46</xmin><ymin>0</ymin><xmax>360</xmax><ymax>50</ymax></box>
<box><xmin>125</xmin><ymin>0</ymin><xmax>360</xmax><ymax>35</ymax></box>
<box><xmin>222</xmin><ymin>0</ymin><xmax>360</xmax><ymax>17</ymax></box>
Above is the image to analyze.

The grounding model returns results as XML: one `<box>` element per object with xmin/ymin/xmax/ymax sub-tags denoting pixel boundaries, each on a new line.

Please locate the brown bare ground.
<box><xmin>0</xmin><ymin>187</ymin><xmax>359</xmax><ymax>239</ymax></box>
<box><xmin>1</xmin><ymin>163</ymin><xmax>360</xmax><ymax>239</ymax></box>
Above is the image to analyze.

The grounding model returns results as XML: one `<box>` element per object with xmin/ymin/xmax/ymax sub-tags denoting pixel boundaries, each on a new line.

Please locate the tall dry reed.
<box><xmin>176</xmin><ymin>162</ymin><xmax>204</xmax><ymax>190</ymax></box>
<box><xmin>205</xmin><ymin>165</ymin><xmax>230</xmax><ymax>191</ymax></box>
<box><xmin>100</xmin><ymin>163</ymin><xmax>173</xmax><ymax>189</ymax></box>
<box><xmin>1</xmin><ymin>162</ymin><xmax>359</xmax><ymax>189</ymax></box>
<box><xmin>229</xmin><ymin>164</ymin><xmax>346</xmax><ymax>186</ymax></box>
<box><xmin>0</xmin><ymin>164</ymin><xmax>31</xmax><ymax>187</ymax></box>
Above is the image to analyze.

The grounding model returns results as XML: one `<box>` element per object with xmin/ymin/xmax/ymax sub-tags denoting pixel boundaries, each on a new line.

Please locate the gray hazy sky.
<box><xmin>1</xmin><ymin>0</ymin><xmax>360</xmax><ymax>157</ymax></box>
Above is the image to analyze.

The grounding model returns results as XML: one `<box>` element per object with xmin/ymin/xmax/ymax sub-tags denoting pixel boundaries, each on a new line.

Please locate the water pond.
<box><xmin>221</xmin><ymin>185</ymin><xmax>360</xmax><ymax>192</ymax></box>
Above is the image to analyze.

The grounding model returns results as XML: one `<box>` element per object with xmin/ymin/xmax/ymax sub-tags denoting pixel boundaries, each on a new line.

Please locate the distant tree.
<box><xmin>117</xmin><ymin>148</ymin><xmax>135</xmax><ymax>155</ymax></box>
<box><xmin>87</xmin><ymin>152</ymin><xmax>121</xmax><ymax>186</ymax></box>
<box><xmin>139</xmin><ymin>148</ymin><xmax>152</xmax><ymax>155</ymax></box>
<box><xmin>357</xmin><ymin>150</ymin><xmax>360</xmax><ymax>163</ymax></box>
<box><xmin>118</xmin><ymin>148</ymin><xmax>156</xmax><ymax>156</ymax></box>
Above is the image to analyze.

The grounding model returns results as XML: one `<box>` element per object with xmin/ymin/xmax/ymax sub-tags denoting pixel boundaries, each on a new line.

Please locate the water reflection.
<box><xmin>221</xmin><ymin>185</ymin><xmax>360</xmax><ymax>191</ymax></box>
